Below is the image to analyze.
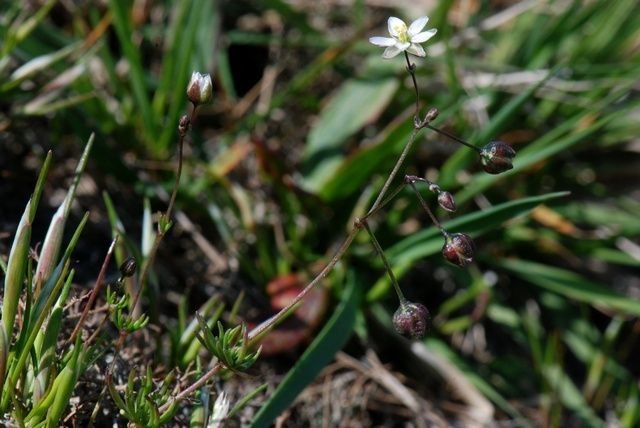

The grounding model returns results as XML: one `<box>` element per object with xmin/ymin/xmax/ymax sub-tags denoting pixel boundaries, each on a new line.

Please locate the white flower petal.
<box><xmin>408</xmin><ymin>16</ymin><xmax>429</xmax><ymax>37</ymax></box>
<box><xmin>411</xmin><ymin>28</ymin><xmax>437</xmax><ymax>43</ymax></box>
<box><xmin>407</xmin><ymin>43</ymin><xmax>426</xmax><ymax>57</ymax></box>
<box><xmin>382</xmin><ymin>45</ymin><xmax>403</xmax><ymax>59</ymax></box>
<box><xmin>210</xmin><ymin>392</ymin><xmax>230</xmax><ymax>428</ymax></box>
<box><xmin>200</xmin><ymin>74</ymin><xmax>213</xmax><ymax>100</ymax></box>
<box><xmin>369</xmin><ymin>36</ymin><xmax>396</xmax><ymax>47</ymax></box>
<box><xmin>387</xmin><ymin>16</ymin><xmax>406</xmax><ymax>39</ymax></box>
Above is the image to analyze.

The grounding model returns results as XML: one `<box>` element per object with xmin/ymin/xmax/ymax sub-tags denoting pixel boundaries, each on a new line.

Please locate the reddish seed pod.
<box><xmin>393</xmin><ymin>302</ymin><xmax>431</xmax><ymax>339</ymax></box>
<box><xmin>442</xmin><ymin>233</ymin><xmax>475</xmax><ymax>267</ymax></box>
<box><xmin>178</xmin><ymin>115</ymin><xmax>190</xmax><ymax>135</ymax></box>
<box><xmin>437</xmin><ymin>191</ymin><xmax>456</xmax><ymax>212</ymax></box>
<box><xmin>480</xmin><ymin>141</ymin><xmax>516</xmax><ymax>174</ymax></box>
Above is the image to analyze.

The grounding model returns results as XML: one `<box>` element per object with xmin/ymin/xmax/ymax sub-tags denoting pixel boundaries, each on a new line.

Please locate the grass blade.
<box><xmin>2</xmin><ymin>151</ymin><xmax>51</xmax><ymax>342</ymax></box>
<box><xmin>250</xmin><ymin>273</ymin><xmax>361</xmax><ymax>427</ymax></box>
<box><xmin>494</xmin><ymin>258</ymin><xmax>640</xmax><ymax>317</ymax></box>
<box><xmin>367</xmin><ymin>191</ymin><xmax>569</xmax><ymax>300</ymax></box>
<box><xmin>107</xmin><ymin>0</ymin><xmax>157</xmax><ymax>145</ymax></box>
<box><xmin>301</xmin><ymin>76</ymin><xmax>399</xmax><ymax>194</ymax></box>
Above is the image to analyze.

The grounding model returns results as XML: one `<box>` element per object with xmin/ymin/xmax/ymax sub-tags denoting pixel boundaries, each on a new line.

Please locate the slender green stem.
<box><xmin>159</xmin><ymin>364</ymin><xmax>223</xmax><ymax>414</ymax></box>
<box><xmin>131</xmin><ymin>105</ymin><xmax>197</xmax><ymax>314</ymax></box>
<box><xmin>247</xmin><ymin>228</ymin><xmax>359</xmax><ymax>344</ymax></box>
<box><xmin>166</xmin><ymin>105</ymin><xmax>195</xmax><ymax>220</ymax></box>
<box><xmin>426</xmin><ymin>124</ymin><xmax>480</xmax><ymax>153</ymax></box>
<box><xmin>361</xmin><ymin>183</ymin><xmax>406</xmax><ymax>221</ymax></box>
<box><xmin>367</xmin><ymin>127</ymin><xmax>420</xmax><ymax>215</ymax></box>
<box><xmin>405</xmin><ymin>174</ymin><xmax>440</xmax><ymax>192</ymax></box>
<box><xmin>404</xmin><ymin>51</ymin><xmax>420</xmax><ymax>119</ymax></box>
<box><xmin>366</xmin><ymin>51</ymin><xmax>428</xmax><ymax>215</ymax></box>
<box><xmin>407</xmin><ymin>180</ymin><xmax>445</xmax><ymax>233</ymax></box>
<box><xmin>362</xmin><ymin>220</ymin><xmax>405</xmax><ymax>303</ymax></box>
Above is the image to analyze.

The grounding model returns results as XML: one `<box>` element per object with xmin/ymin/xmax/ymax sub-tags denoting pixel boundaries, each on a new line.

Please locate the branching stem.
<box><xmin>426</xmin><ymin>124</ymin><xmax>480</xmax><ymax>153</ymax></box>
<box><xmin>406</xmin><ymin>179</ymin><xmax>445</xmax><ymax>233</ymax></box>
<box><xmin>361</xmin><ymin>220</ymin><xmax>405</xmax><ymax>303</ymax></box>
<box><xmin>404</xmin><ymin>51</ymin><xmax>421</xmax><ymax>119</ymax></box>
<box><xmin>128</xmin><ymin>51</ymin><xmax>469</xmax><ymax>413</ymax></box>
<box><xmin>131</xmin><ymin>105</ymin><xmax>197</xmax><ymax>314</ymax></box>
<box><xmin>368</xmin><ymin>127</ymin><xmax>420</xmax><ymax>215</ymax></box>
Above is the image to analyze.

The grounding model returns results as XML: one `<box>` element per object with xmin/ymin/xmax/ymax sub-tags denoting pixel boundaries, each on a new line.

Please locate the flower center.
<box><xmin>392</xmin><ymin>22</ymin><xmax>409</xmax><ymax>43</ymax></box>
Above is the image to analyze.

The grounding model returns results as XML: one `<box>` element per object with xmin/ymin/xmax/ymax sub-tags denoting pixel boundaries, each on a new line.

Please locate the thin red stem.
<box><xmin>67</xmin><ymin>237</ymin><xmax>118</xmax><ymax>345</ymax></box>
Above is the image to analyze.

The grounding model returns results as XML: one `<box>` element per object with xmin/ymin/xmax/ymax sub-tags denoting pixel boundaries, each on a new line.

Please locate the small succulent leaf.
<box><xmin>8</xmin><ymin>269</ymin><xmax>74</xmax><ymax>407</ymax></box>
<box><xmin>195</xmin><ymin>312</ymin><xmax>216</xmax><ymax>349</ymax></box>
<box><xmin>107</xmin><ymin>376</ymin><xmax>130</xmax><ymax>418</ymax></box>
<box><xmin>127</xmin><ymin>370</ymin><xmax>137</xmax><ymax>396</ymax></box>
<box><xmin>44</xmin><ymin>338</ymin><xmax>82</xmax><ymax>426</ymax></box>
<box><xmin>32</xmin><ymin>304</ymin><xmax>64</xmax><ymax>404</ymax></box>
<box><xmin>159</xmin><ymin>398</ymin><xmax>179</xmax><ymax>424</ymax></box>
<box><xmin>39</xmin><ymin>306</ymin><xmax>63</xmax><ymax>359</ymax></box>
<box><xmin>179</xmin><ymin>297</ymin><xmax>221</xmax><ymax>348</ymax></box>
<box><xmin>227</xmin><ymin>383</ymin><xmax>268</xmax><ymax>419</ymax></box>
<box><xmin>44</xmin><ymin>364</ymin><xmax>75</xmax><ymax>426</ymax></box>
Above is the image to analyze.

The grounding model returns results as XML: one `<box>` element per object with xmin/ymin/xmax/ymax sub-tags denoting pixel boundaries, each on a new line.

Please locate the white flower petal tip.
<box><xmin>369</xmin><ymin>15</ymin><xmax>437</xmax><ymax>59</ymax></box>
<box><xmin>411</xmin><ymin>28</ymin><xmax>437</xmax><ymax>44</ymax></box>
<box><xmin>369</xmin><ymin>37</ymin><xmax>396</xmax><ymax>47</ymax></box>
<box><xmin>187</xmin><ymin>71</ymin><xmax>213</xmax><ymax>105</ymax></box>
<box><xmin>408</xmin><ymin>16</ymin><xmax>429</xmax><ymax>36</ymax></box>
<box><xmin>407</xmin><ymin>44</ymin><xmax>426</xmax><ymax>57</ymax></box>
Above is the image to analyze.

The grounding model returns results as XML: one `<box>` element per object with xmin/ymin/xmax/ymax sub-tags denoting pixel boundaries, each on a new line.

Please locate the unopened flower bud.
<box><xmin>480</xmin><ymin>141</ymin><xmax>516</xmax><ymax>174</ymax></box>
<box><xmin>437</xmin><ymin>191</ymin><xmax>456</xmax><ymax>212</ymax></box>
<box><xmin>119</xmin><ymin>257</ymin><xmax>137</xmax><ymax>278</ymax></box>
<box><xmin>424</xmin><ymin>107</ymin><xmax>439</xmax><ymax>122</ymax></box>
<box><xmin>178</xmin><ymin>115</ymin><xmax>190</xmax><ymax>136</ymax></box>
<box><xmin>393</xmin><ymin>302</ymin><xmax>430</xmax><ymax>339</ymax></box>
<box><xmin>442</xmin><ymin>233</ymin><xmax>475</xmax><ymax>267</ymax></box>
<box><xmin>186</xmin><ymin>72</ymin><xmax>213</xmax><ymax>105</ymax></box>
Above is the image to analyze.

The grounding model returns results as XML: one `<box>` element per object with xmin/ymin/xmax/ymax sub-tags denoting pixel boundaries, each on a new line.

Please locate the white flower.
<box><xmin>369</xmin><ymin>16</ymin><xmax>437</xmax><ymax>59</ymax></box>
<box><xmin>187</xmin><ymin>71</ymin><xmax>213</xmax><ymax>105</ymax></box>
<box><xmin>208</xmin><ymin>391</ymin><xmax>230</xmax><ymax>428</ymax></box>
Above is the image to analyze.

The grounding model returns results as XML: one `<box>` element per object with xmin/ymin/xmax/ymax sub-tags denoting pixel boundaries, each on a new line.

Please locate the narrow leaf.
<box><xmin>250</xmin><ymin>274</ymin><xmax>361</xmax><ymax>427</ymax></box>
<box><xmin>301</xmin><ymin>77</ymin><xmax>398</xmax><ymax>193</ymax></box>
<box><xmin>495</xmin><ymin>258</ymin><xmax>640</xmax><ymax>317</ymax></box>
<box><xmin>367</xmin><ymin>191</ymin><xmax>569</xmax><ymax>301</ymax></box>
